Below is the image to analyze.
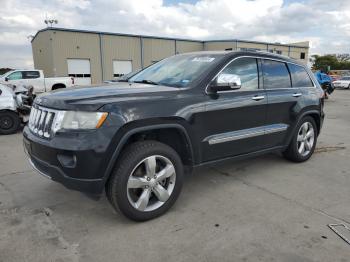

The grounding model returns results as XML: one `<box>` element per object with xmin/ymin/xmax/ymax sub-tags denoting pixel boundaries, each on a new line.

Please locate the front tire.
<box><xmin>283</xmin><ymin>116</ymin><xmax>317</xmax><ymax>162</ymax></box>
<box><xmin>106</xmin><ymin>141</ymin><xmax>184</xmax><ymax>221</ymax></box>
<box><xmin>0</xmin><ymin>111</ymin><xmax>20</xmax><ymax>135</ymax></box>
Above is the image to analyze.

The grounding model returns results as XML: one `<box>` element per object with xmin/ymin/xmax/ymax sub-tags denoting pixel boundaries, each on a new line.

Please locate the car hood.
<box><xmin>35</xmin><ymin>82</ymin><xmax>180</xmax><ymax>111</ymax></box>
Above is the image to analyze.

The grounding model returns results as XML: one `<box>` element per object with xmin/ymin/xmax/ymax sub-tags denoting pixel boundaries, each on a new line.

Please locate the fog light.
<box><xmin>57</xmin><ymin>154</ymin><xmax>77</xmax><ymax>168</ymax></box>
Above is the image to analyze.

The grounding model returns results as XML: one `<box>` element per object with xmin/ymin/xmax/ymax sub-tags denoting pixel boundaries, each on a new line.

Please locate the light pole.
<box><xmin>44</xmin><ymin>19</ymin><xmax>58</xmax><ymax>27</ymax></box>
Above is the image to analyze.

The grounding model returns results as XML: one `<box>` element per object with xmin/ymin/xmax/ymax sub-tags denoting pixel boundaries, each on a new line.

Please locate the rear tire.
<box><xmin>106</xmin><ymin>140</ymin><xmax>184</xmax><ymax>221</ymax></box>
<box><xmin>283</xmin><ymin>116</ymin><xmax>317</xmax><ymax>162</ymax></box>
<box><xmin>0</xmin><ymin>111</ymin><xmax>20</xmax><ymax>135</ymax></box>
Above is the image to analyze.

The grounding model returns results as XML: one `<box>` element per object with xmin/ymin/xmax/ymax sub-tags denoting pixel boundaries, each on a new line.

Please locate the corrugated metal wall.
<box><xmin>101</xmin><ymin>35</ymin><xmax>142</xmax><ymax>81</ymax></box>
<box><xmin>237</xmin><ymin>42</ymin><xmax>267</xmax><ymax>51</ymax></box>
<box><xmin>289</xmin><ymin>47</ymin><xmax>308</xmax><ymax>61</ymax></box>
<box><xmin>32</xmin><ymin>30</ymin><xmax>54</xmax><ymax>77</ymax></box>
<box><xmin>176</xmin><ymin>40</ymin><xmax>203</xmax><ymax>54</ymax></box>
<box><xmin>204</xmin><ymin>41</ymin><xmax>236</xmax><ymax>51</ymax></box>
<box><xmin>32</xmin><ymin>29</ymin><xmax>310</xmax><ymax>84</ymax></box>
<box><xmin>51</xmin><ymin>31</ymin><xmax>102</xmax><ymax>84</ymax></box>
<box><xmin>142</xmin><ymin>38</ymin><xmax>175</xmax><ymax>67</ymax></box>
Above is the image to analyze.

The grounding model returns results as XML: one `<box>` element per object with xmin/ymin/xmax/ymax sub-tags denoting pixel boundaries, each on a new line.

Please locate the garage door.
<box><xmin>67</xmin><ymin>59</ymin><xmax>91</xmax><ymax>85</ymax></box>
<box><xmin>113</xmin><ymin>60</ymin><xmax>132</xmax><ymax>79</ymax></box>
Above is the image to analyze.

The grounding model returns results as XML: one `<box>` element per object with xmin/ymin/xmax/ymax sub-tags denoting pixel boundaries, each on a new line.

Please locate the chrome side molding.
<box><xmin>204</xmin><ymin>124</ymin><xmax>288</xmax><ymax>145</ymax></box>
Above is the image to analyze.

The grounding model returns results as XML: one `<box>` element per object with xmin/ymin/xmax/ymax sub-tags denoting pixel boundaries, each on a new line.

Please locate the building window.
<box><xmin>300</xmin><ymin>52</ymin><xmax>306</xmax><ymax>59</ymax></box>
<box><xmin>276</xmin><ymin>50</ymin><xmax>282</xmax><ymax>55</ymax></box>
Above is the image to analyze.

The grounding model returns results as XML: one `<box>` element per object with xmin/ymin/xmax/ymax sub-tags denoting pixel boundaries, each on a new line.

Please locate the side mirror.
<box><xmin>208</xmin><ymin>73</ymin><xmax>241</xmax><ymax>93</ymax></box>
<box><xmin>4</xmin><ymin>77</ymin><xmax>9</xmax><ymax>82</ymax></box>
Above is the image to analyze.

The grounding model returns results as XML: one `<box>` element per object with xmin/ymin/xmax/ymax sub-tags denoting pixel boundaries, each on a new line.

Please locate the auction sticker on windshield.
<box><xmin>192</xmin><ymin>57</ymin><xmax>215</xmax><ymax>62</ymax></box>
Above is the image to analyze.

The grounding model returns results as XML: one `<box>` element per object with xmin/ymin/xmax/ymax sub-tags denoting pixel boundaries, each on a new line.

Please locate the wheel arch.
<box><xmin>285</xmin><ymin>109</ymin><xmax>321</xmax><ymax>147</ymax></box>
<box><xmin>102</xmin><ymin>123</ymin><xmax>194</xmax><ymax>185</ymax></box>
<box><xmin>52</xmin><ymin>83</ymin><xmax>66</xmax><ymax>90</ymax></box>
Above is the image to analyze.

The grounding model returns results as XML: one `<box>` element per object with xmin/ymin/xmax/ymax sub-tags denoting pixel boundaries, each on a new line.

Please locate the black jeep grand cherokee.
<box><xmin>23</xmin><ymin>51</ymin><xmax>324</xmax><ymax>221</ymax></box>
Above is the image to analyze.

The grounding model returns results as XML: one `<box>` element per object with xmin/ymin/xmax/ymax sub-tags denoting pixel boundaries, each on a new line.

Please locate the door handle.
<box><xmin>293</xmin><ymin>93</ymin><xmax>302</xmax><ymax>97</ymax></box>
<box><xmin>252</xmin><ymin>95</ymin><xmax>265</xmax><ymax>101</ymax></box>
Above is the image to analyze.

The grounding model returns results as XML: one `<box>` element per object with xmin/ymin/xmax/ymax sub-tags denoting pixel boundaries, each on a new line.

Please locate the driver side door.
<box><xmin>201</xmin><ymin>57</ymin><xmax>268</xmax><ymax>162</ymax></box>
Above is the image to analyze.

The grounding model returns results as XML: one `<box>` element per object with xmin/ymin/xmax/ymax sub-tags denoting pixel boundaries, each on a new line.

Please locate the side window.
<box><xmin>7</xmin><ymin>71</ymin><xmax>23</xmax><ymax>80</ymax></box>
<box><xmin>262</xmin><ymin>60</ymin><xmax>291</xmax><ymax>89</ymax></box>
<box><xmin>23</xmin><ymin>71</ymin><xmax>40</xmax><ymax>79</ymax></box>
<box><xmin>288</xmin><ymin>64</ymin><xmax>314</xmax><ymax>88</ymax></box>
<box><xmin>221</xmin><ymin>57</ymin><xmax>259</xmax><ymax>90</ymax></box>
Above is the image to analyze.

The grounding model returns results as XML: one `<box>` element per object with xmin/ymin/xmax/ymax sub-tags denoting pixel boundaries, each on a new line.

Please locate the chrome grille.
<box><xmin>28</xmin><ymin>106</ymin><xmax>56</xmax><ymax>138</ymax></box>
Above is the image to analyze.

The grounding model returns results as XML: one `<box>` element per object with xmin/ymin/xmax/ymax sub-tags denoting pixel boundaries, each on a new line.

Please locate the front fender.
<box><xmin>101</xmin><ymin>121</ymin><xmax>195</xmax><ymax>185</ymax></box>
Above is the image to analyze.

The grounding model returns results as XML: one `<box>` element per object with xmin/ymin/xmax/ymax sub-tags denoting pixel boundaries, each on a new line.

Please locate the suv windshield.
<box><xmin>341</xmin><ymin>76</ymin><xmax>350</xmax><ymax>80</ymax></box>
<box><xmin>129</xmin><ymin>54</ymin><xmax>223</xmax><ymax>87</ymax></box>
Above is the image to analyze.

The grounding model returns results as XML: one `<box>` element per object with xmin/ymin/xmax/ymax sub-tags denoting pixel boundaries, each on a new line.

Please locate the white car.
<box><xmin>0</xmin><ymin>69</ymin><xmax>75</xmax><ymax>94</ymax></box>
<box><xmin>333</xmin><ymin>76</ymin><xmax>350</xmax><ymax>89</ymax></box>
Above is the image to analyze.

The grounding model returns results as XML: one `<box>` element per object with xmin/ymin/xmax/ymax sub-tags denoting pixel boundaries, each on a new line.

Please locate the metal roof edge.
<box><xmin>31</xmin><ymin>27</ymin><xmax>309</xmax><ymax>49</ymax></box>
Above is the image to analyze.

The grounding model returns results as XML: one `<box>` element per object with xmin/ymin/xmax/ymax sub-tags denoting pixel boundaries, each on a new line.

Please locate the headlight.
<box><xmin>52</xmin><ymin>111</ymin><xmax>108</xmax><ymax>133</ymax></box>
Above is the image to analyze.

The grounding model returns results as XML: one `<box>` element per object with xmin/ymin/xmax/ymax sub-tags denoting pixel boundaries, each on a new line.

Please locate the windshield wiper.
<box><xmin>133</xmin><ymin>79</ymin><xmax>159</xmax><ymax>85</ymax></box>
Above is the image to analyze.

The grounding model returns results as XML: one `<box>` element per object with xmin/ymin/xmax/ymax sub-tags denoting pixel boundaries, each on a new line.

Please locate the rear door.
<box><xmin>262</xmin><ymin>59</ymin><xmax>303</xmax><ymax>148</ymax></box>
<box><xmin>201</xmin><ymin>57</ymin><xmax>268</xmax><ymax>162</ymax></box>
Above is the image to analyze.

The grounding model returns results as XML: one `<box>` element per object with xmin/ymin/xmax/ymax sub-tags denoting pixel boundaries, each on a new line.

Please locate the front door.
<box><xmin>201</xmin><ymin>57</ymin><xmax>268</xmax><ymax>162</ymax></box>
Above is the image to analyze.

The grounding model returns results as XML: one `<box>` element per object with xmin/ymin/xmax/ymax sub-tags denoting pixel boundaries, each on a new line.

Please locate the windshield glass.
<box><xmin>341</xmin><ymin>76</ymin><xmax>350</xmax><ymax>80</ymax></box>
<box><xmin>129</xmin><ymin>54</ymin><xmax>223</xmax><ymax>87</ymax></box>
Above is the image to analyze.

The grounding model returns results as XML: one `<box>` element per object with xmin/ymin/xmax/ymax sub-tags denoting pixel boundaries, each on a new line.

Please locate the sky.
<box><xmin>0</xmin><ymin>0</ymin><xmax>349</xmax><ymax>69</ymax></box>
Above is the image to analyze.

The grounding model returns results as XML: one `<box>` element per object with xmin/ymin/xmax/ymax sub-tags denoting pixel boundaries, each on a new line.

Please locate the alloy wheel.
<box><xmin>297</xmin><ymin>122</ymin><xmax>315</xmax><ymax>157</ymax></box>
<box><xmin>126</xmin><ymin>155</ymin><xmax>176</xmax><ymax>212</ymax></box>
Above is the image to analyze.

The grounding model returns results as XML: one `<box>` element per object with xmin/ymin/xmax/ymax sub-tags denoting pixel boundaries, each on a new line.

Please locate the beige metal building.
<box><xmin>31</xmin><ymin>28</ymin><xmax>309</xmax><ymax>85</ymax></box>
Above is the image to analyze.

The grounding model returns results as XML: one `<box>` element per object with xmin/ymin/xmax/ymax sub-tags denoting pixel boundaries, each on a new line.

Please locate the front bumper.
<box><xmin>23</xmin><ymin>126</ymin><xmax>117</xmax><ymax>195</ymax></box>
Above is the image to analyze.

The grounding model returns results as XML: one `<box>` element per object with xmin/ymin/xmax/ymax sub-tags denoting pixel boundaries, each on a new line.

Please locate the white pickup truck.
<box><xmin>0</xmin><ymin>70</ymin><xmax>75</xmax><ymax>94</ymax></box>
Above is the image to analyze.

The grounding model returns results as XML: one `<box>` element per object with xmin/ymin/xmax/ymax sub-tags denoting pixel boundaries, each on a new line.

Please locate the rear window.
<box><xmin>23</xmin><ymin>71</ymin><xmax>40</xmax><ymax>79</ymax></box>
<box><xmin>288</xmin><ymin>64</ymin><xmax>314</xmax><ymax>87</ymax></box>
<box><xmin>262</xmin><ymin>60</ymin><xmax>291</xmax><ymax>89</ymax></box>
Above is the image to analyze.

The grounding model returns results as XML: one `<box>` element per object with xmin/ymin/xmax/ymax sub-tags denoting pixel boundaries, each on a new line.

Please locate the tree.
<box><xmin>0</xmin><ymin>68</ymin><xmax>12</xmax><ymax>75</ymax></box>
<box><xmin>312</xmin><ymin>55</ymin><xmax>350</xmax><ymax>72</ymax></box>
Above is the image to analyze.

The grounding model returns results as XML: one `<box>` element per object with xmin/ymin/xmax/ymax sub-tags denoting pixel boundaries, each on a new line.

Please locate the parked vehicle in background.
<box><xmin>329</xmin><ymin>75</ymin><xmax>341</xmax><ymax>82</ymax></box>
<box><xmin>314</xmin><ymin>71</ymin><xmax>334</xmax><ymax>98</ymax></box>
<box><xmin>0</xmin><ymin>70</ymin><xmax>75</xmax><ymax>94</ymax></box>
<box><xmin>0</xmin><ymin>84</ymin><xmax>34</xmax><ymax>134</ymax></box>
<box><xmin>24</xmin><ymin>51</ymin><xmax>325</xmax><ymax>221</ymax></box>
<box><xmin>333</xmin><ymin>76</ymin><xmax>350</xmax><ymax>89</ymax></box>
